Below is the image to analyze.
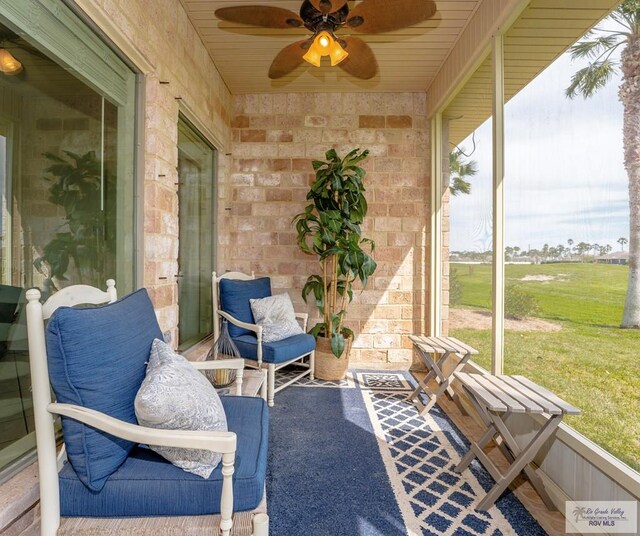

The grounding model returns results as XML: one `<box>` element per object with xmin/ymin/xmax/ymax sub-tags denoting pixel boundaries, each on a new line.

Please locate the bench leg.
<box><xmin>476</xmin><ymin>414</ymin><xmax>561</xmax><ymax>511</ymax></box>
<box><xmin>455</xmin><ymin>423</ymin><xmax>498</xmax><ymax>473</ymax></box>
<box><xmin>408</xmin><ymin>350</ymin><xmax>450</xmax><ymax>414</ymax></box>
<box><xmin>409</xmin><ymin>348</ymin><xmax>472</xmax><ymax>416</ymax></box>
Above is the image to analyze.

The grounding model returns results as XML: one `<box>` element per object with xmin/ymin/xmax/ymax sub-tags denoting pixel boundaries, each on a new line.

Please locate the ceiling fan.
<box><xmin>215</xmin><ymin>0</ymin><xmax>437</xmax><ymax>80</ymax></box>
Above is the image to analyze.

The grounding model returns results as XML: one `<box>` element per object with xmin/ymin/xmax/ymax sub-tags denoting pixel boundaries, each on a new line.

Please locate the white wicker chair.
<box><xmin>212</xmin><ymin>271</ymin><xmax>315</xmax><ymax>406</ymax></box>
<box><xmin>26</xmin><ymin>280</ymin><xmax>268</xmax><ymax>536</ymax></box>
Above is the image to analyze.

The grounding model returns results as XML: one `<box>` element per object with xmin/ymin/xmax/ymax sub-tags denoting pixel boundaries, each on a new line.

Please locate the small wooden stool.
<box><xmin>408</xmin><ymin>335</ymin><xmax>478</xmax><ymax>415</ymax></box>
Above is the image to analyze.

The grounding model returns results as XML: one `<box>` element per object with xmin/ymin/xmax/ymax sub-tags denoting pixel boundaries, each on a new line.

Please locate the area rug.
<box><xmin>267</xmin><ymin>370</ymin><xmax>547</xmax><ymax>536</ymax></box>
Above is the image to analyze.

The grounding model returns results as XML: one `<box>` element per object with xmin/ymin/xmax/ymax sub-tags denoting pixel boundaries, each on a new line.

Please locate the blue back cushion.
<box><xmin>46</xmin><ymin>288</ymin><xmax>162</xmax><ymax>492</ymax></box>
<box><xmin>219</xmin><ymin>277</ymin><xmax>271</xmax><ymax>338</ymax></box>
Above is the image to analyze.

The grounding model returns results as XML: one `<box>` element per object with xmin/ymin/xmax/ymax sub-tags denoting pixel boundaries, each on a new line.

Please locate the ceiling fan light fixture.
<box><xmin>0</xmin><ymin>48</ymin><xmax>22</xmax><ymax>75</ymax></box>
<box><xmin>329</xmin><ymin>40</ymin><xmax>348</xmax><ymax>66</ymax></box>
<box><xmin>302</xmin><ymin>41</ymin><xmax>323</xmax><ymax>67</ymax></box>
<box><xmin>302</xmin><ymin>30</ymin><xmax>348</xmax><ymax>67</ymax></box>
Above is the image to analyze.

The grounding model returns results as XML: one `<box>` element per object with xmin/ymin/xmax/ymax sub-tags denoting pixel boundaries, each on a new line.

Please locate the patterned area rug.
<box><xmin>268</xmin><ymin>369</ymin><xmax>546</xmax><ymax>536</ymax></box>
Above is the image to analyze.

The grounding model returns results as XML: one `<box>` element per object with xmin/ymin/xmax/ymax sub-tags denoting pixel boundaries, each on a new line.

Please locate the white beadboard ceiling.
<box><xmin>180</xmin><ymin>0</ymin><xmax>482</xmax><ymax>93</ymax></box>
<box><xmin>445</xmin><ymin>0</ymin><xmax>620</xmax><ymax>145</ymax></box>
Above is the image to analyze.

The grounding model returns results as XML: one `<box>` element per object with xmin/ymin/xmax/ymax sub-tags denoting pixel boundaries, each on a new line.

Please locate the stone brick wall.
<box><xmin>69</xmin><ymin>4</ymin><xmax>432</xmax><ymax>365</ymax></box>
<box><xmin>227</xmin><ymin>92</ymin><xmax>431</xmax><ymax>368</ymax></box>
<box><xmin>78</xmin><ymin>0</ymin><xmax>233</xmax><ymax>342</ymax></box>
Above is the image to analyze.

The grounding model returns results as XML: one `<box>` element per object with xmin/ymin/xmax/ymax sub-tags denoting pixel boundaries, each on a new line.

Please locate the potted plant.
<box><xmin>293</xmin><ymin>148</ymin><xmax>377</xmax><ymax>380</ymax></box>
<box><xmin>34</xmin><ymin>150</ymin><xmax>113</xmax><ymax>296</ymax></box>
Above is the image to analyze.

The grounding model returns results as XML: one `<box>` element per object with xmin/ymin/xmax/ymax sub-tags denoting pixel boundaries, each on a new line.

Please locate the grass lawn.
<box><xmin>451</xmin><ymin>262</ymin><xmax>640</xmax><ymax>472</ymax></box>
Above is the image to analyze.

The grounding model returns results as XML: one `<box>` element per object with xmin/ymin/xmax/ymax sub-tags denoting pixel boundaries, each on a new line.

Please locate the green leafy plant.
<box><xmin>505</xmin><ymin>284</ymin><xmax>539</xmax><ymax>320</ymax></box>
<box><xmin>34</xmin><ymin>150</ymin><xmax>109</xmax><ymax>293</ymax></box>
<box><xmin>293</xmin><ymin>148</ymin><xmax>377</xmax><ymax>357</ymax></box>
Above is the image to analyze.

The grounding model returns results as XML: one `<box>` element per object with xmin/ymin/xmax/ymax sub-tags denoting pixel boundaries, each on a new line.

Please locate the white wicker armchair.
<box><xmin>212</xmin><ymin>271</ymin><xmax>315</xmax><ymax>407</ymax></box>
<box><xmin>26</xmin><ymin>280</ymin><xmax>268</xmax><ymax>536</ymax></box>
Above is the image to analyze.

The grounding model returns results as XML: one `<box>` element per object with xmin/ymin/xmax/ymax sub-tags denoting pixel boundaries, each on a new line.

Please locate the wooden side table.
<box><xmin>408</xmin><ymin>335</ymin><xmax>478</xmax><ymax>415</ymax></box>
<box><xmin>453</xmin><ymin>373</ymin><xmax>580</xmax><ymax>511</ymax></box>
<box><xmin>217</xmin><ymin>369</ymin><xmax>268</xmax><ymax>400</ymax></box>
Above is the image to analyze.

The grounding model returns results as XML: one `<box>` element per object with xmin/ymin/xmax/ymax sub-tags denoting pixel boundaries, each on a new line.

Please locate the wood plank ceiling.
<box><xmin>180</xmin><ymin>0</ymin><xmax>482</xmax><ymax>93</ymax></box>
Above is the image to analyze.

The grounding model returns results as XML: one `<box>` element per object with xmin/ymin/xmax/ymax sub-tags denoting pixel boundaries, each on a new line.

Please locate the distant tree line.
<box><xmin>451</xmin><ymin>237</ymin><xmax>628</xmax><ymax>263</ymax></box>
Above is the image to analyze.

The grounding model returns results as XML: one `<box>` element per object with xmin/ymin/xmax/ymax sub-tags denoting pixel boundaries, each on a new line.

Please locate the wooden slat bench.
<box><xmin>453</xmin><ymin>372</ymin><xmax>580</xmax><ymax>511</ymax></box>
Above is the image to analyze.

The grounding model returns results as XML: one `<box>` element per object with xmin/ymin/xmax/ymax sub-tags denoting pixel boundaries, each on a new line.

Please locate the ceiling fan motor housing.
<box><xmin>299</xmin><ymin>0</ymin><xmax>348</xmax><ymax>33</ymax></box>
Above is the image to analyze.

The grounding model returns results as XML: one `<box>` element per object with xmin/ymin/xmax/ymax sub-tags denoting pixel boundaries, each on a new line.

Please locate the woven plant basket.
<box><xmin>204</xmin><ymin>320</ymin><xmax>240</xmax><ymax>388</ymax></box>
<box><xmin>314</xmin><ymin>335</ymin><xmax>352</xmax><ymax>381</ymax></box>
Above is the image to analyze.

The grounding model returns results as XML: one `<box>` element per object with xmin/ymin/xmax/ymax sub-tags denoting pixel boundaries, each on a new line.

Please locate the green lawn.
<box><xmin>451</xmin><ymin>262</ymin><xmax>640</xmax><ymax>472</ymax></box>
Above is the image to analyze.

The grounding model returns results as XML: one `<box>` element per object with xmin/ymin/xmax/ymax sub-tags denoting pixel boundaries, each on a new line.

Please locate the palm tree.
<box><xmin>566</xmin><ymin>1</ymin><xmax>640</xmax><ymax>327</ymax></box>
<box><xmin>448</xmin><ymin>147</ymin><xmax>478</xmax><ymax>196</ymax></box>
<box><xmin>605</xmin><ymin>244</ymin><xmax>612</xmax><ymax>255</ymax></box>
<box><xmin>618</xmin><ymin>236</ymin><xmax>628</xmax><ymax>251</ymax></box>
<box><xmin>576</xmin><ymin>242</ymin><xmax>591</xmax><ymax>260</ymax></box>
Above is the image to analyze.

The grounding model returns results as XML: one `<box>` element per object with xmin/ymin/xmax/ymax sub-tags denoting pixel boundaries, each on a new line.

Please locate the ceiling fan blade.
<box><xmin>308</xmin><ymin>0</ymin><xmax>348</xmax><ymax>13</ymax></box>
<box><xmin>346</xmin><ymin>0</ymin><xmax>436</xmax><ymax>33</ymax></box>
<box><xmin>215</xmin><ymin>6</ymin><xmax>303</xmax><ymax>29</ymax></box>
<box><xmin>268</xmin><ymin>40</ymin><xmax>308</xmax><ymax>79</ymax></box>
<box><xmin>338</xmin><ymin>37</ymin><xmax>378</xmax><ymax>80</ymax></box>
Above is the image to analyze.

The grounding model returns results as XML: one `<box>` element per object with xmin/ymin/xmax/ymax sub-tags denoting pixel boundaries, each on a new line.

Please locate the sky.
<box><xmin>449</xmin><ymin>32</ymin><xmax>629</xmax><ymax>253</ymax></box>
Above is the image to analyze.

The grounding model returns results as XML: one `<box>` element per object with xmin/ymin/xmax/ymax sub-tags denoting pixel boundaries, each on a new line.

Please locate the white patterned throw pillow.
<box><xmin>249</xmin><ymin>293</ymin><xmax>304</xmax><ymax>343</ymax></box>
<box><xmin>134</xmin><ymin>339</ymin><xmax>228</xmax><ymax>478</ymax></box>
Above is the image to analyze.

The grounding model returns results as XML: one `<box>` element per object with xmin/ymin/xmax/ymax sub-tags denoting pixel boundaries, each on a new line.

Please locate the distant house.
<box><xmin>595</xmin><ymin>251</ymin><xmax>629</xmax><ymax>265</ymax></box>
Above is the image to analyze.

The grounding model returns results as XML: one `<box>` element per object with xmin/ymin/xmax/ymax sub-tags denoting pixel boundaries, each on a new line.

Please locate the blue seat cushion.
<box><xmin>59</xmin><ymin>396</ymin><xmax>269</xmax><ymax>517</ymax></box>
<box><xmin>233</xmin><ymin>333</ymin><xmax>316</xmax><ymax>364</ymax></box>
<box><xmin>219</xmin><ymin>277</ymin><xmax>271</xmax><ymax>338</ymax></box>
<box><xmin>46</xmin><ymin>289</ymin><xmax>162</xmax><ymax>492</ymax></box>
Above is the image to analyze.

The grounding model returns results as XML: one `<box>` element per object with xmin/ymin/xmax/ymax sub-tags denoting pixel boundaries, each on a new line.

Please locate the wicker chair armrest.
<box><xmin>218</xmin><ymin>311</ymin><xmax>263</xmax><ymax>340</ymax></box>
<box><xmin>48</xmin><ymin>403</ymin><xmax>236</xmax><ymax>452</ymax></box>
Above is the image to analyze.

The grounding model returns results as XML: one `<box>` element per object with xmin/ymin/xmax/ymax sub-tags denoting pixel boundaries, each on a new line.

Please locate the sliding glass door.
<box><xmin>0</xmin><ymin>0</ymin><xmax>137</xmax><ymax>480</ymax></box>
<box><xmin>177</xmin><ymin>117</ymin><xmax>216</xmax><ymax>350</ymax></box>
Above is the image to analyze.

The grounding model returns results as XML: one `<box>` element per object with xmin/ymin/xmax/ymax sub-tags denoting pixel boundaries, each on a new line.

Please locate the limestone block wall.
<box><xmin>227</xmin><ymin>92</ymin><xmax>431</xmax><ymax>368</ymax></box>
<box><xmin>76</xmin><ymin>0</ymin><xmax>232</xmax><ymax>343</ymax></box>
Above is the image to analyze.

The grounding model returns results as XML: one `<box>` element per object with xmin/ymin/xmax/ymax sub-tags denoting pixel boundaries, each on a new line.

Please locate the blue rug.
<box><xmin>267</xmin><ymin>371</ymin><xmax>547</xmax><ymax>536</ymax></box>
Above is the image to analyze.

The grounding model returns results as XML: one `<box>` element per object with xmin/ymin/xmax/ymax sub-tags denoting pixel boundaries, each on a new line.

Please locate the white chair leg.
<box><xmin>219</xmin><ymin>452</ymin><xmax>235</xmax><ymax>536</ymax></box>
<box><xmin>309</xmin><ymin>350</ymin><xmax>315</xmax><ymax>381</ymax></box>
<box><xmin>252</xmin><ymin>513</ymin><xmax>269</xmax><ymax>536</ymax></box>
<box><xmin>267</xmin><ymin>364</ymin><xmax>275</xmax><ymax>407</ymax></box>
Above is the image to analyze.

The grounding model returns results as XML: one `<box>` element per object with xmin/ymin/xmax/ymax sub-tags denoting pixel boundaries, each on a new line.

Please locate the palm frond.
<box><xmin>615</xmin><ymin>0</ymin><xmax>640</xmax><ymax>35</ymax></box>
<box><xmin>568</xmin><ymin>35</ymin><xmax>621</xmax><ymax>60</ymax></box>
<box><xmin>450</xmin><ymin>177</ymin><xmax>471</xmax><ymax>196</ymax></box>
<box><xmin>565</xmin><ymin>60</ymin><xmax>616</xmax><ymax>99</ymax></box>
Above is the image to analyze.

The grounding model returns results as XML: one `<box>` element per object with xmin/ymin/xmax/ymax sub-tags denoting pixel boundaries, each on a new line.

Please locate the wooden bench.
<box><xmin>408</xmin><ymin>335</ymin><xmax>478</xmax><ymax>415</ymax></box>
<box><xmin>453</xmin><ymin>373</ymin><xmax>580</xmax><ymax>511</ymax></box>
